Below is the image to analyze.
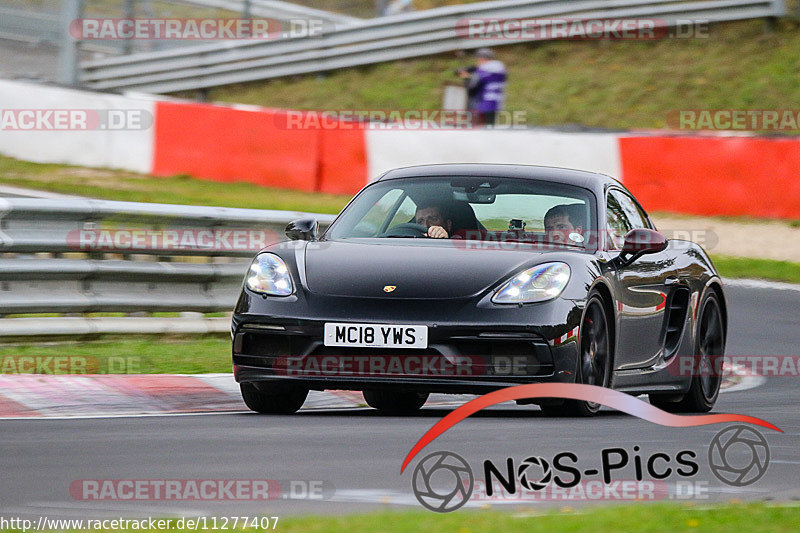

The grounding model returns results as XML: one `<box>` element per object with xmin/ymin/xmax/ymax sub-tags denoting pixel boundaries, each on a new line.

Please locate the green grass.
<box><xmin>276</xmin><ymin>503</ymin><xmax>800</xmax><ymax>533</ymax></box>
<box><xmin>199</xmin><ymin>18</ymin><xmax>800</xmax><ymax>131</ymax></box>
<box><xmin>0</xmin><ymin>335</ymin><xmax>231</xmax><ymax>374</ymax></box>
<box><xmin>711</xmin><ymin>255</ymin><xmax>800</xmax><ymax>284</ymax></box>
<box><xmin>0</xmin><ymin>155</ymin><xmax>351</xmax><ymax>214</ymax></box>
<box><xmin>1</xmin><ymin>502</ymin><xmax>798</xmax><ymax>532</ymax></box>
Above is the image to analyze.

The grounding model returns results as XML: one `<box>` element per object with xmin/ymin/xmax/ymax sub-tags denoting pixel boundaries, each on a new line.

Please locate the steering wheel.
<box><xmin>380</xmin><ymin>222</ymin><xmax>429</xmax><ymax>238</ymax></box>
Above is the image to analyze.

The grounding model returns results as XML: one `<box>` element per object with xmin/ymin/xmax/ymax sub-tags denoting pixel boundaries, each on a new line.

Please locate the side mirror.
<box><xmin>610</xmin><ymin>228</ymin><xmax>667</xmax><ymax>269</ymax></box>
<box><xmin>285</xmin><ymin>218</ymin><xmax>318</xmax><ymax>241</ymax></box>
<box><xmin>621</xmin><ymin>228</ymin><xmax>668</xmax><ymax>255</ymax></box>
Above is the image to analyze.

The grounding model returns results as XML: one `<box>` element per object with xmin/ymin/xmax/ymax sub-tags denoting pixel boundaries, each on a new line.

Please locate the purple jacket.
<box><xmin>468</xmin><ymin>60</ymin><xmax>507</xmax><ymax>113</ymax></box>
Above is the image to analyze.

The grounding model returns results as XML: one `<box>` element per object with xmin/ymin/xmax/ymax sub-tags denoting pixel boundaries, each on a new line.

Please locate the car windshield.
<box><xmin>325</xmin><ymin>176</ymin><xmax>597</xmax><ymax>249</ymax></box>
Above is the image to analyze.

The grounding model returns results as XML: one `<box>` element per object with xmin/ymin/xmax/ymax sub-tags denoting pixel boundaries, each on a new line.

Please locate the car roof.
<box><xmin>375</xmin><ymin>164</ymin><xmax>621</xmax><ymax>195</ymax></box>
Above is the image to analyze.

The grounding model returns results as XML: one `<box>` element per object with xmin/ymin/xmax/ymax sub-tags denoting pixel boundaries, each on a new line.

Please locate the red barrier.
<box><xmin>152</xmin><ymin>101</ymin><xmax>320</xmax><ymax>191</ymax></box>
<box><xmin>316</xmin><ymin>127</ymin><xmax>368</xmax><ymax>195</ymax></box>
<box><xmin>620</xmin><ymin>136</ymin><xmax>800</xmax><ymax>219</ymax></box>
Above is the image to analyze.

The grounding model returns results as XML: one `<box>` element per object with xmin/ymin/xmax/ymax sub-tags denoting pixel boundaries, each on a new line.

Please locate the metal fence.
<box><xmin>79</xmin><ymin>0</ymin><xmax>787</xmax><ymax>93</ymax></box>
<box><xmin>0</xmin><ymin>5</ymin><xmax>62</xmax><ymax>45</ymax></box>
<box><xmin>0</xmin><ymin>0</ymin><xmax>361</xmax><ymax>85</ymax></box>
<box><xmin>0</xmin><ymin>197</ymin><xmax>335</xmax><ymax>337</ymax></box>
<box><xmin>188</xmin><ymin>0</ymin><xmax>363</xmax><ymax>26</ymax></box>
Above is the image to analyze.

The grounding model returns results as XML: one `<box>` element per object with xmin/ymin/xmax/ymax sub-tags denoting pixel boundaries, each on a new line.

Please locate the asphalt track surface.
<box><xmin>1</xmin><ymin>284</ymin><xmax>799</xmax><ymax>518</ymax></box>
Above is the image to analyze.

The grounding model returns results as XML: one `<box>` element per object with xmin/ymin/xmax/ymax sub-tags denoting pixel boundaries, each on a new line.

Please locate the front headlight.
<box><xmin>246</xmin><ymin>253</ymin><xmax>294</xmax><ymax>296</ymax></box>
<box><xmin>492</xmin><ymin>262</ymin><xmax>571</xmax><ymax>304</ymax></box>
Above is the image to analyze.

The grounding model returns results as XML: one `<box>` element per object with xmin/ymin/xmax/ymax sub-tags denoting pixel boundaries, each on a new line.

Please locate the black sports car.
<box><xmin>232</xmin><ymin>164</ymin><xmax>726</xmax><ymax>416</ymax></box>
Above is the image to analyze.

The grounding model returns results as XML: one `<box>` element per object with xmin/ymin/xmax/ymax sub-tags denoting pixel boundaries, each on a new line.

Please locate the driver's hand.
<box><xmin>426</xmin><ymin>226</ymin><xmax>449</xmax><ymax>239</ymax></box>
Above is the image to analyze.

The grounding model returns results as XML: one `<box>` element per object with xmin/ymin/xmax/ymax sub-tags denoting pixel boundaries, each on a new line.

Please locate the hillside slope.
<box><xmin>202</xmin><ymin>18</ymin><xmax>800</xmax><ymax>131</ymax></box>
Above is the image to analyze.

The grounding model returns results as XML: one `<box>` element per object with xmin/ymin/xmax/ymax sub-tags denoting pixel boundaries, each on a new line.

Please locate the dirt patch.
<box><xmin>652</xmin><ymin>215</ymin><xmax>800</xmax><ymax>262</ymax></box>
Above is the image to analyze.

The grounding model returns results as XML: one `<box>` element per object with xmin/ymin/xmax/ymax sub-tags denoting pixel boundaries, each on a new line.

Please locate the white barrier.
<box><xmin>0</xmin><ymin>80</ymin><xmax>154</xmax><ymax>173</ymax></box>
<box><xmin>365</xmin><ymin>128</ymin><xmax>621</xmax><ymax>180</ymax></box>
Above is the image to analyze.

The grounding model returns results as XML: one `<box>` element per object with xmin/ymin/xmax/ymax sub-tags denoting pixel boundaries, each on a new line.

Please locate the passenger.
<box><xmin>544</xmin><ymin>204</ymin><xmax>585</xmax><ymax>245</ymax></box>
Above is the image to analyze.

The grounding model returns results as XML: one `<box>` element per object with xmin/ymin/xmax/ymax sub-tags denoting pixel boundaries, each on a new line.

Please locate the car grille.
<box><xmin>233</xmin><ymin>329</ymin><xmax>554</xmax><ymax>379</ymax></box>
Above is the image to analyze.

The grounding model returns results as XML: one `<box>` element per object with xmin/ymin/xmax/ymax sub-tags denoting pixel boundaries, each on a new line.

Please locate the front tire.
<box><xmin>363</xmin><ymin>390</ymin><xmax>429</xmax><ymax>415</ymax></box>
<box><xmin>542</xmin><ymin>293</ymin><xmax>613</xmax><ymax>417</ymax></box>
<box><xmin>650</xmin><ymin>290</ymin><xmax>725</xmax><ymax>413</ymax></box>
<box><xmin>240</xmin><ymin>382</ymin><xmax>308</xmax><ymax>414</ymax></box>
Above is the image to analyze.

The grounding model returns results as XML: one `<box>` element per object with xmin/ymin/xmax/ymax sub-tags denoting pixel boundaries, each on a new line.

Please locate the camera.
<box><xmin>453</xmin><ymin>65</ymin><xmax>477</xmax><ymax>76</ymax></box>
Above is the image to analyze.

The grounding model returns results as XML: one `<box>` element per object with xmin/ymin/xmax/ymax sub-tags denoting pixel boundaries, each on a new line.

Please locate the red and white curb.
<box><xmin>0</xmin><ymin>368</ymin><xmax>760</xmax><ymax>420</ymax></box>
<box><xmin>552</xmin><ymin>326</ymin><xmax>579</xmax><ymax>346</ymax></box>
<box><xmin>0</xmin><ymin>374</ymin><xmax>481</xmax><ymax>419</ymax></box>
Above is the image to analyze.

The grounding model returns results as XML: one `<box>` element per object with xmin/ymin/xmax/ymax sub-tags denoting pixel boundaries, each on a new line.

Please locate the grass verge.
<box><xmin>0</xmin><ymin>335</ymin><xmax>231</xmax><ymax>375</ymax></box>
<box><xmin>201</xmin><ymin>18</ymin><xmax>800</xmax><ymax>132</ymax></box>
<box><xmin>0</xmin><ymin>156</ymin><xmax>351</xmax><ymax>214</ymax></box>
<box><xmin>711</xmin><ymin>255</ymin><xmax>800</xmax><ymax>284</ymax></box>
<box><xmin>274</xmin><ymin>503</ymin><xmax>800</xmax><ymax>533</ymax></box>
<box><xmin>0</xmin><ymin>502</ymin><xmax>798</xmax><ymax>532</ymax></box>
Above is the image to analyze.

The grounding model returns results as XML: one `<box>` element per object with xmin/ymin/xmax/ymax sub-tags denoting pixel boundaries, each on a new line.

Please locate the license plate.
<box><xmin>323</xmin><ymin>323</ymin><xmax>428</xmax><ymax>349</ymax></box>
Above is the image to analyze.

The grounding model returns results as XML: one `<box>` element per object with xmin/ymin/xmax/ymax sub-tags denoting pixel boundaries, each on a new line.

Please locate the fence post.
<box><xmin>57</xmin><ymin>0</ymin><xmax>83</xmax><ymax>86</ymax></box>
<box><xmin>122</xmin><ymin>0</ymin><xmax>135</xmax><ymax>54</ymax></box>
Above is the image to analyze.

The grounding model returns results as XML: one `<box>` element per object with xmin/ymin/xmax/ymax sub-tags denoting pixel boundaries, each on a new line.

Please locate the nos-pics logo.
<box><xmin>411</xmin><ymin>424</ymin><xmax>770</xmax><ymax>513</ymax></box>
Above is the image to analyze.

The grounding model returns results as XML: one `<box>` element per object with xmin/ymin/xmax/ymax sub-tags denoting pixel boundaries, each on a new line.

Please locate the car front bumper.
<box><xmin>232</xmin><ymin>290</ymin><xmax>584</xmax><ymax>394</ymax></box>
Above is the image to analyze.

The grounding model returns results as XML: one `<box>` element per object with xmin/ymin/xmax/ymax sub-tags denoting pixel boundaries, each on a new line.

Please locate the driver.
<box><xmin>414</xmin><ymin>203</ymin><xmax>453</xmax><ymax>239</ymax></box>
<box><xmin>544</xmin><ymin>204</ymin><xmax>585</xmax><ymax>244</ymax></box>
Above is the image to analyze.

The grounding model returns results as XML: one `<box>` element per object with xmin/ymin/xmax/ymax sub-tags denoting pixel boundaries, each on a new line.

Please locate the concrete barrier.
<box><xmin>2</xmin><ymin>80</ymin><xmax>798</xmax><ymax>220</ymax></box>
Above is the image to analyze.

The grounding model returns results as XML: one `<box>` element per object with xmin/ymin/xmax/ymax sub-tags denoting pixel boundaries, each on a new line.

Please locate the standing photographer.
<box><xmin>457</xmin><ymin>48</ymin><xmax>507</xmax><ymax>126</ymax></box>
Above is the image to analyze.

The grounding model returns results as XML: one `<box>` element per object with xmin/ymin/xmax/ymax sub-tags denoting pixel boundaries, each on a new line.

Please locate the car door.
<box><xmin>606</xmin><ymin>188</ymin><xmax>676</xmax><ymax>370</ymax></box>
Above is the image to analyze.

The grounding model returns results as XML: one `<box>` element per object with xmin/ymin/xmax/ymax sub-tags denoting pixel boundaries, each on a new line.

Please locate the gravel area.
<box><xmin>652</xmin><ymin>214</ymin><xmax>800</xmax><ymax>262</ymax></box>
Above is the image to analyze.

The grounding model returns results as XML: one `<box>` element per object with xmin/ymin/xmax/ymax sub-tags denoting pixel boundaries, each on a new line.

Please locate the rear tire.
<box><xmin>541</xmin><ymin>293</ymin><xmax>613</xmax><ymax>417</ymax></box>
<box><xmin>650</xmin><ymin>291</ymin><xmax>725</xmax><ymax>413</ymax></box>
<box><xmin>363</xmin><ymin>390</ymin><xmax>429</xmax><ymax>415</ymax></box>
<box><xmin>240</xmin><ymin>382</ymin><xmax>308</xmax><ymax>414</ymax></box>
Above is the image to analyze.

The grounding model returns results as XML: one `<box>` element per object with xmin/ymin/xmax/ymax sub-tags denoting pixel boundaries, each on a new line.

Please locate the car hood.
<box><xmin>302</xmin><ymin>240</ymin><xmax>551</xmax><ymax>299</ymax></box>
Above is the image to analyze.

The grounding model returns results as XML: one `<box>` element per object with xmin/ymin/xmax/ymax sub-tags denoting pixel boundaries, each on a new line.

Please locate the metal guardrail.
<box><xmin>80</xmin><ymin>0</ymin><xmax>787</xmax><ymax>93</ymax></box>
<box><xmin>0</xmin><ymin>2</ymin><xmax>215</xmax><ymax>56</ymax></box>
<box><xmin>185</xmin><ymin>0</ymin><xmax>363</xmax><ymax>27</ymax></box>
<box><xmin>0</xmin><ymin>198</ymin><xmax>336</xmax><ymax>336</ymax></box>
<box><xmin>0</xmin><ymin>0</ymin><xmax>359</xmax><ymax>85</ymax></box>
<box><xmin>0</xmin><ymin>6</ymin><xmax>61</xmax><ymax>45</ymax></box>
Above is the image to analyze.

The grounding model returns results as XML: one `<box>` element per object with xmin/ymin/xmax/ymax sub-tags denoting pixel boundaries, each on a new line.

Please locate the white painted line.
<box><xmin>22</xmin><ymin>500</ymin><xmax>210</xmax><ymax>516</ymax></box>
<box><xmin>0</xmin><ymin>405</ymin><xmax>375</xmax><ymax>421</ymax></box>
<box><xmin>721</xmin><ymin>373</ymin><xmax>766</xmax><ymax>393</ymax></box>
<box><xmin>0</xmin><ymin>184</ymin><xmax>81</xmax><ymax>199</ymax></box>
<box><xmin>0</xmin><ymin>410</ymin><xmax>250</xmax><ymax>421</ymax></box>
<box><xmin>723</xmin><ymin>278</ymin><xmax>800</xmax><ymax>292</ymax></box>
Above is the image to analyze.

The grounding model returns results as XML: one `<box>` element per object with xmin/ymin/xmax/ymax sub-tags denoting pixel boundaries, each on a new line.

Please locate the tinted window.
<box><xmin>606</xmin><ymin>189</ymin><xmax>650</xmax><ymax>250</ymax></box>
<box><xmin>326</xmin><ymin>177</ymin><xmax>597</xmax><ymax>250</ymax></box>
